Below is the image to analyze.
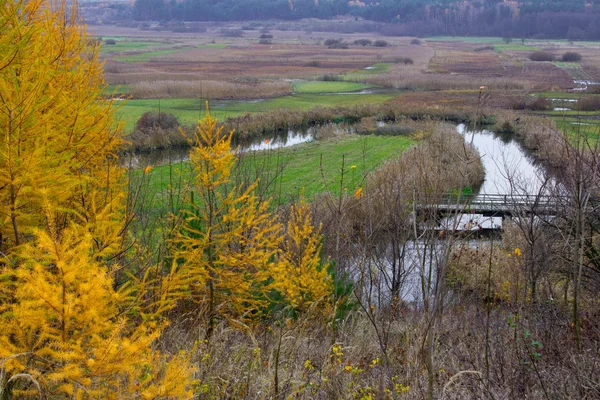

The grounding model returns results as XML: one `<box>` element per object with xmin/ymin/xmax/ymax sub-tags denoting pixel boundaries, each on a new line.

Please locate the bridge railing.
<box><xmin>417</xmin><ymin>193</ymin><xmax>565</xmax><ymax>212</ymax></box>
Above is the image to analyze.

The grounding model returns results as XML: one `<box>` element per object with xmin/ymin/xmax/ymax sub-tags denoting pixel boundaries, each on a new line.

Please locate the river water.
<box><xmin>457</xmin><ymin>124</ymin><xmax>545</xmax><ymax>195</ymax></box>
<box><xmin>127</xmin><ymin>121</ymin><xmax>547</xmax><ymax>304</ymax></box>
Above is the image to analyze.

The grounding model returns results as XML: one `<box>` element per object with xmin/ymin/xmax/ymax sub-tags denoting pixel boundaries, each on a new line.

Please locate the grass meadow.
<box><xmin>136</xmin><ymin>134</ymin><xmax>416</xmax><ymax>212</ymax></box>
<box><xmin>116</xmin><ymin>92</ymin><xmax>400</xmax><ymax>130</ymax></box>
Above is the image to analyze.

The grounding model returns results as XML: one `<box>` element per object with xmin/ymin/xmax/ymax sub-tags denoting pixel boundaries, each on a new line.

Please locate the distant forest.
<box><xmin>132</xmin><ymin>0</ymin><xmax>600</xmax><ymax>40</ymax></box>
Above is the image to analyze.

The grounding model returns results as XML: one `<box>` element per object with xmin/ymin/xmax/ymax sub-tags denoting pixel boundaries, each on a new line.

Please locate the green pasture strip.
<box><xmin>293</xmin><ymin>81</ymin><xmax>372</xmax><ymax>93</ymax></box>
<box><xmin>114</xmin><ymin>49</ymin><xmax>186</xmax><ymax>63</ymax></box>
<box><xmin>494</xmin><ymin>44</ymin><xmax>539</xmax><ymax>52</ymax></box>
<box><xmin>534</xmin><ymin>91</ymin><xmax>586</xmax><ymax>99</ymax></box>
<box><xmin>99</xmin><ymin>41</ymin><xmax>161</xmax><ymax>54</ymax></box>
<box><xmin>553</xmin><ymin>117</ymin><xmax>600</xmax><ymax>143</ymax></box>
<box><xmin>137</xmin><ymin>134</ymin><xmax>415</xmax><ymax>213</ymax></box>
<box><xmin>197</xmin><ymin>43</ymin><xmax>228</xmax><ymax>49</ymax></box>
<box><xmin>532</xmin><ymin>109</ymin><xmax>600</xmax><ymax>117</ymax></box>
<box><xmin>427</xmin><ymin>36</ymin><xmax>505</xmax><ymax>43</ymax></box>
<box><xmin>116</xmin><ymin>93</ymin><xmax>399</xmax><ymax>131</ymax></box>
<box><xmin>104</xmin><ymin>84</ymin><xmax>132</xmax><ymax>94</ymax></box>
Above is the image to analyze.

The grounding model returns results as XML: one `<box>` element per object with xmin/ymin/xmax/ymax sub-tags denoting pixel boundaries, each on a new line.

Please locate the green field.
<box><xmin>116</xmin><ymin>92</ymin><xmax>400</xmax><ymax>130</ymax></box>
<box><xmin>494</xmin><ymin>44</ymin><xmax>539</xmax><ymax>51</ymax></box>
<box><xmin>428</xmin><ymin>36</ymin><xmax>506</xmax><ymax>43</ymax></box>
<box><xmin>197</xmin><ymin>43</ymin><xmax>228</xmax><ymax>49</ymax></box>
<box><xmin>104</xmin><ymin>84</ymin><xmax>132</xmax><ymax>94</ymax></box>
<box><xmin>535</xmin><ymin>91</ymin><xmax>591</xmax><ymax>99</ymax></box>
<box><xmin>99</xmin><ymin>40</ymin><xmax>162</xmax><ymax>54</ymax></box>
<box><xmin>350</xmin><ymin>63</ymin><xmax>393</xmax><ymax>75</ymax></box>
<box><xmin>554</xmin><ymin>117</ymin><xmax>600</xmax><ymax>137</ymax></box>
<box><xmin>140</xmin><ymin>134</ymin><xmax>416</xmax><ymax>211</ymax></box>
<box><xmin>533</xmin><ymin>109</ymin><xmax>600</xmax><ymax>117</ymax></box>
<box><xmin>293</xmin><ymin>81</ymin><xmax>372</xmax><ymax>93</ymax></box>
<box><xmin>114</xmin><ymin>49</ymin><xmax>187</xmax><ymax>63</ymax></box>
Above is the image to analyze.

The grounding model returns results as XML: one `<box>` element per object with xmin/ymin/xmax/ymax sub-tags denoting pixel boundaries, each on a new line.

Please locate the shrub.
<box><xmin>528</xmin><ymin>51</ymin><xmax>554</xmax><ymax>61</ymax></box>
<box><xmin>104</xmin><ymin>38</ymin><xmax>117</xmax><ymax>45</ymax></box>
<box><xmin>320</xmin><ymin>74</ymin><xmax>343</xmax><ymax>81</ymax></box>
<box><xmin>577</xmin><ymin>96</ymin><xmax>600</xmax><ymax>111</ymax></box>
<box><xmin>368</xmin><ymin>124</ymin><xmax>416</xmax><ymax>136</ymax></box>
<box><xmin>410</xmin><ymin>39</ymin><xmax>422</xmax><ymax>45</ymax></box>
<box><xmin>474</xmin><ymin>46</ymin><xmax>494</xmax><ymax>52</ymax></box>
<box><xmin>561</xmin><ymin>52</ymin><xmax>582</xmax><ymax>62</ymax></box>
<box><xmin>324</xmin><ymin>38</ymin><xmax>342</xmax><ymax>46</ymax></box>
<box><xmin>135</xmin><ymin>111</ymin><xmax>179</xmax><ymax>132</ymax></box>
<box><xmin>497</xmin><ymin>121</ymin><xmax>515</xmax><ymax>134</ymax></box>
<box><xmin>396</xmin><ymin>57</ymin><xmax>414</xmax><ymax>65</ymax></box>
<box><xmin>220</xmin><ymin>28</ymin><xmax>244</xmax><ymax>37</ymax></box>
<box><xmin>508</xmin><ymin>97</ymin><xmax>551</xmax><ymax>111</ymax></box>
<box><xmin>587</xmin><ymin>86</ymin><xmax>600</xmax><ymax>94</ymax></box>
<box><xmin>304</xmin><ymin>60</ymin><xmax>321</xmax><ymax>67</ymax></box>
<box><xmin>328</xmin><ymin>41</ymin><xmax>349</xmax><ymax>49</ymax></box>
<box><xmin>527</xmin><ymin>97</ymin><xmax>552</xmax><ymax>111</ymax></box>
<box><xmin>373</xmin><ymin>39</ymin><xmax>389</xmax><ymax>47</ymax></box>
<box><xmin>354</xmin><ymin>39</ymin><xmax>372</xmax><ymax>46</ymax></box>
<box><xmin>260</xmin><ymin>33</ymin><xmax>273</xmax><ymax>39</ymax></box>
<box><xmin>259</xmin><ymin>39</ymin><xmax>272</xmax><ymax>45</ymax></box>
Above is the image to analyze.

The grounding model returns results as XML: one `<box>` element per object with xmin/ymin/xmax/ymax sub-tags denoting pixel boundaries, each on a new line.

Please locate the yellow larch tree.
<box><xmin>0</xmin><ymin>0</ymin><xmax>122</xmax><ymax>252</ymax></box>
<box><xmin>0</xmin><ymin>217</ymin><xmax>195</xmax><ymax>398</ymax></box>
<box><xmin>0</xmin><ymin>0</ymin><xmax>196</xmax><ymax>397</ymax></box>
<box><xmin>176</xmin><ymin>112</ymin><xmax>334</xmax><ymax>331</ymax></box>
<box><xmin>273</xmin><ymin>197</ymin><xmax>332</xmax><ymax>312</ymax></box>
<box><xmin>176</xmin><ymin>111</ymin><xmax>282</xmax><ymax>338</ymax></box>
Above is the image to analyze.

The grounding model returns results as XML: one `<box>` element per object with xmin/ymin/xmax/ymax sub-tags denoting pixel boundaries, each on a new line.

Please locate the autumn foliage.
<box><xmin>176</xmin><ymin>109</ymin><xmax>332</xmax><ymax>335</ymax></box>
<box><xmin>0</xmin><ymin>0</ymin><xmax>196</xmax><ymax>397</ymax></box>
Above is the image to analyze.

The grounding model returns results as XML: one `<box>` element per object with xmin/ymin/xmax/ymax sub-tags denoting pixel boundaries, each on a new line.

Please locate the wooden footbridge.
<box><xmin>417</xmin><ymin>193</ymin><xmax>564</xmax><ymax>218</ymax></box>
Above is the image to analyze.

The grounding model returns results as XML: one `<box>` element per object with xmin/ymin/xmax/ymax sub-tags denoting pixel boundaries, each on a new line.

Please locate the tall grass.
<box><xmin>129</xmin><ymin>80</ymin><xmax>292</xmax><ymax>99</ymax></box>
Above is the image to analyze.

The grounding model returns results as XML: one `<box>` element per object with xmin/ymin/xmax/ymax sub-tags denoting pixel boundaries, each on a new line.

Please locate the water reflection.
<box><xmin>457</xmin><ymin>124</ymin><xmax>546</xmax><ymax>195</ymax></box>
<box><xmin>123</xmin><ymin>128</ymin><xmax>315</xmax><ymax>168</ymax></box>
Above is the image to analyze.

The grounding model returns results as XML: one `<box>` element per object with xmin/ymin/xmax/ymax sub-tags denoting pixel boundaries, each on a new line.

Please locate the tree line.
<box><xmin>131</xmin><ymin>0</ymin><xmax>600</xmax><ymax>40</ymax></box>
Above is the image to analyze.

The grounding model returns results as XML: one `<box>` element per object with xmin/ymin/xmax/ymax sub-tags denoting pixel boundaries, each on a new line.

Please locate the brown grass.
<box><xmin>129</xmin><ymin>79</ymin><xmax>292</xmax><ymax>99</ymax></box>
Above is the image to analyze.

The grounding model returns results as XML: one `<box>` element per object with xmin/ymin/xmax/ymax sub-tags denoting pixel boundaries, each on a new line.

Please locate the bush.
<box><xmin>259</xmin><ymin>39</ymin><xmax>272</xmax><ymax>45</ymax></box>
<box><xmin>320</xmin><ymin>74</ymin><xmax>343</xmax><ymax>81</ymax></box>
<box><xmin>370</xmin><ymin>124</ymin><xmax>416</xmax><ymax>136</ymax></box>
<box><xmin>260</xmin><ymin>33</ymin><xmax>273</xmax><ymax>39</ymax></box>
<box><xmin>508</xmin><ymin>97</ymin><xmax>551</xmax><ymax>111</ymax></box>
<box><xmin>561</xmin><ymin>52</ymin><xmax>582</xmax><ymax>62</ymax></box>
<box><xmin>220</xmin><ymin>28</ymin><xmax>244</xmax><ymax>38</ymax></box>
<box><xmin>328</xmin><ymin>41</ymin><xmax>349</xmax><ymax>49</ymax></box>
<box><xmin>474</xmin><ymin>46</ymin><xmax>494</xmax><ymax>52</ymax></box>
<box><xmin>527</xmin><ymin>97</ymin><xmax>552</xmax><ymax>111</ymax></box>
<box><xmin>587</xmin><ymin>86</ymin><xmax>600</xmax><ymax>94</ymax></box>
<box><xmin>354</xmin><ymin>39</ymin><xmax>372</xmax><ymax>46</ymax></box>
<box><xmin>373</xmin><ymin>39</ymin><xmax>389</xmax><ymax>47</ymax></box>
<box><xmin>324</xmin><ymin>38</ymin><xmax>342</xmax><ymax>46</ymax></box>
<box><xmin>528</xmin><ymin>51</ymin><xmax>554</xmax><ymax>62</ymax></box>
<box><xmin>304</xmin><ymin>60</ymin><xmax>321</xmax><ymax>67</ymax></box>
<box><xmin>104</xmin><ymin>39</ymin><xmax>117</xmax><ymax>45</ymax></box>
<box><xmin>410</xmin><ymin>39</ymin><xmax>422</xmax><ymax>45</ymax></box>
<box><xmin>577</xmin><ymin>96</ymin><xmax>600</xmax><ymax>111</ymax></box>
<box><xmin>135</xmin><ymin>111</ymin><xmax>179</xmax><ymax>132</ymax></box>
<box><xmin>396</xmin><ymin>57</ymin><xmax>414</xmax><ymax>65</ymax></box>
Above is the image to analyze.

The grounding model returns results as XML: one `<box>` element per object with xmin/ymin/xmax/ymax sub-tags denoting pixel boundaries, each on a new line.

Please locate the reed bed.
<box><xmin>129</xmin><ymin>79</ymin><xmax>292</xmax><ymax>99</ymax></box>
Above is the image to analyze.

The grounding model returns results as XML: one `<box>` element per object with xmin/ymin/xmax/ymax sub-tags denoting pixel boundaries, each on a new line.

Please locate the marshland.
<box><xmin>2</xmin><ymin>0</ymin><xmax>600</xmax><ymax>398</ymax></box>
